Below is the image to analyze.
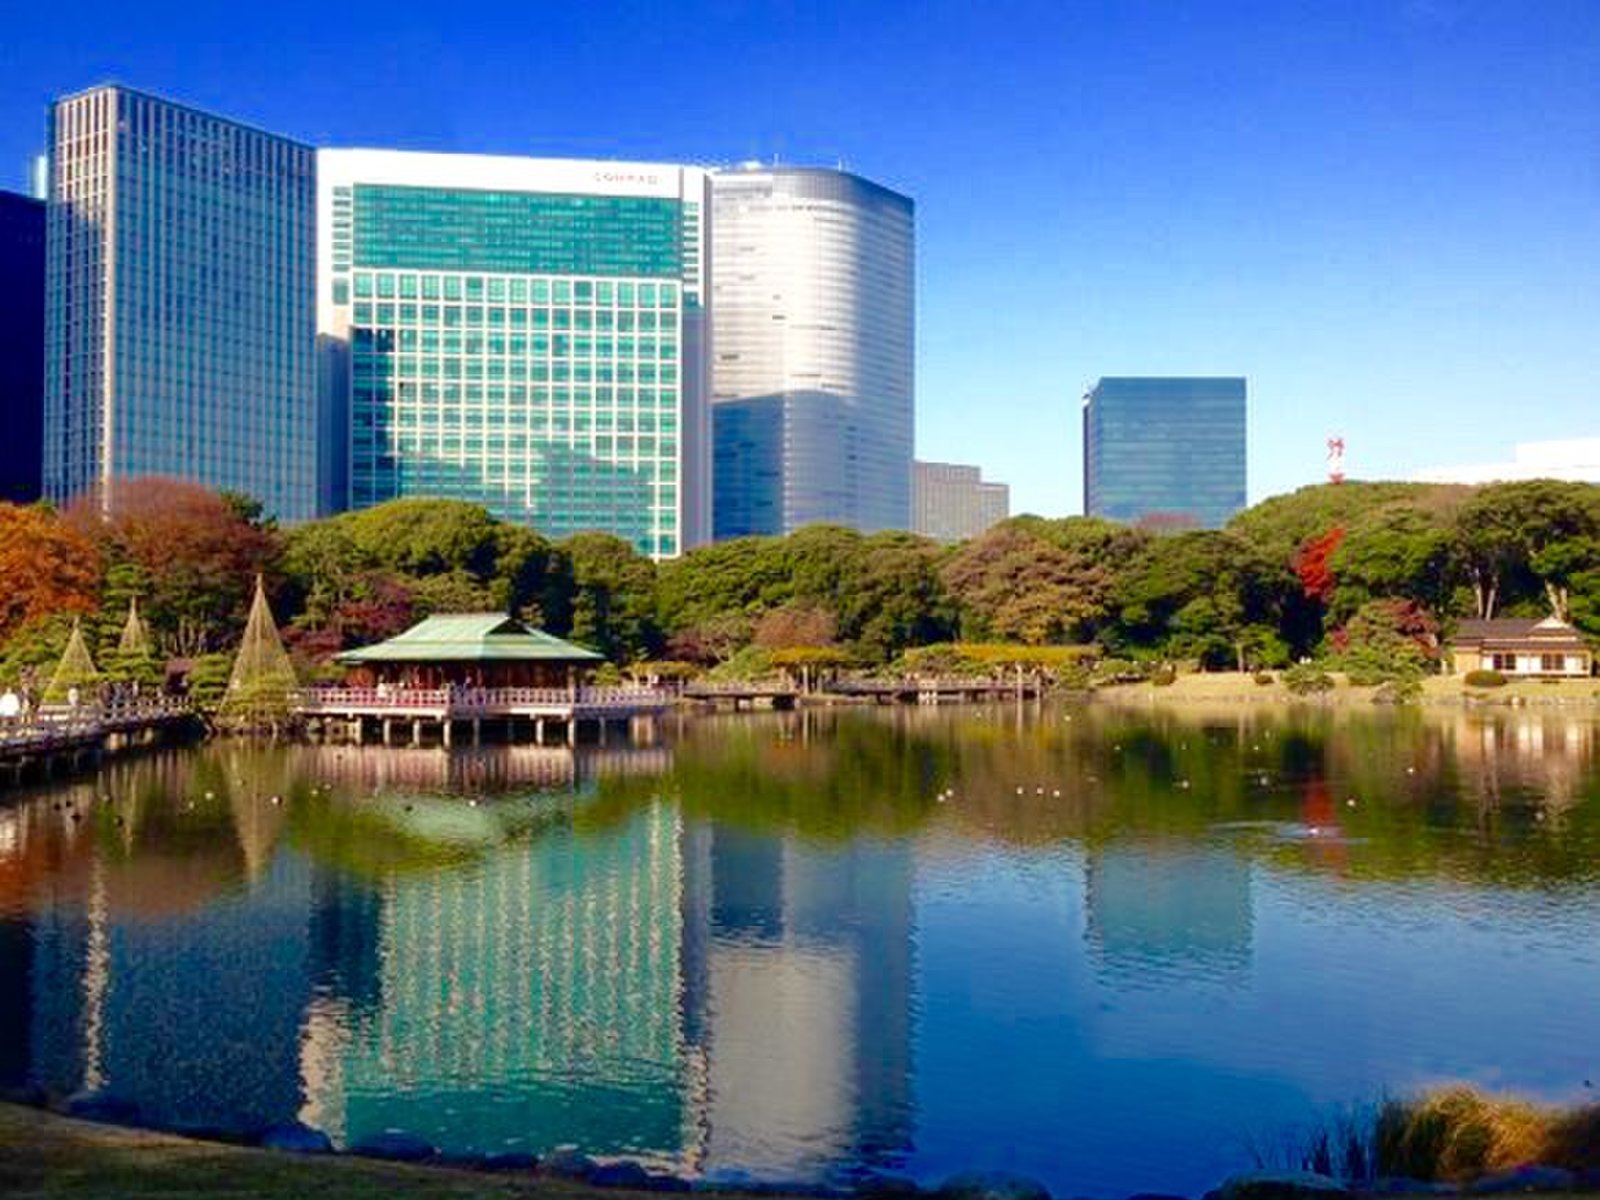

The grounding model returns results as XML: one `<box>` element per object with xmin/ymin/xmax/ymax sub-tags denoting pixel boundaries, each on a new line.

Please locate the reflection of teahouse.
<box><xmin>1448</xmin><ymin>616</ymin><xmax>1593</xmax><ymax>677</ymax></box>
<box><xmin>336</xmin><ymin>613</ymin><xmax>604</xmax><ymax>690</ymax></box>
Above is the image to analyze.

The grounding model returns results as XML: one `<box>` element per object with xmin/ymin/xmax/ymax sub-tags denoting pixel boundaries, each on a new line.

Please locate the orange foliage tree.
<box><xmin>0</xmin><ymin>504</ymin><xmax>103</xmax><ymax>646</ymax></box>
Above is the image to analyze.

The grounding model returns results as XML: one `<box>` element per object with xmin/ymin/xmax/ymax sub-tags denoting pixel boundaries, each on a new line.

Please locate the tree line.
<box><xmin>1</xmin><ymin>475</ymin><xmax>1596</xmax><ymax>687</ymax></box>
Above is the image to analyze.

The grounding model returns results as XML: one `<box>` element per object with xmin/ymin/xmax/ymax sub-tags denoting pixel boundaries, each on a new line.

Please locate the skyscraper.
<box><xmin>1082</xmin><ymin>377</ymin><xmax>1247</xmax><ymax>529</ymax></box>
<box><xmin>44</xmin><ymin>85</ymin><xmax>318</xmax><ymax>520</ymax></box>
<box><xmin>711</xmin><ymin>166</ymin><xmax>913</xmax><ymax>538</ymax></box>
<box><xmin>318</xmin><ymin>151</ymin><xmax>712</xmax><ymax>558</ymax></box>
<box><xmin>912</xmin><ymin>460</ymin><xmax>1009</xmax><ymax>543</ymax></box>
<box><xmin>0</xmin><ymin>189</ymin><xmax>45</xmax><ymax>504</ymax></box>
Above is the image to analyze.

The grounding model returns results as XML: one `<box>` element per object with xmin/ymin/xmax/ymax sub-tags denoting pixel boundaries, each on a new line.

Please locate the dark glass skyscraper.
<box><xmin>45</xmin><ymin>86</ymin><xmax>317</xmax><ymax>520</ymax></box>
<box><xmin>0</xmin><ymin>189</ymin><xmax>45</xmax><ymax>504</ymax></box>
<box><xmin>1082</xmin><ymin>377</ymin><xmax>1247</xmax><ymax>529</ymax></box>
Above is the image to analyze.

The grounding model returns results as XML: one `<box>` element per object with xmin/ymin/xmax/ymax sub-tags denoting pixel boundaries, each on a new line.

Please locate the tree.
<box><xmin>560</xmin><ymin>532</ymin><xmax>660</xmax><ymax>663</ymax></box>
<box><xmin>0</xmin><ymin>504</ymin><xmax>103</xmax><ymax>647</ymax></box>
<box><xmin>64</xmin><ymin>477</ymin><xmax>281</xmax><ymax>656</ymax></box>
<box><xmin>1451</xmin><ymin>481</ymin><xmax>1600</xmax><ymax>620</ymax></box>
<box><xmin>840</xmin><ymin>531</ymin><xmax>956</xmax><ymax>661</ymax></box>
<box><xmin>43</xmin><ymin>619</ymin><xmax>101</xmax><ymax>704</ymax></box>
<box><xmin>217</xmin><ymin>577</ymin><xmax>299</xmax><ymax>727</ymax></box>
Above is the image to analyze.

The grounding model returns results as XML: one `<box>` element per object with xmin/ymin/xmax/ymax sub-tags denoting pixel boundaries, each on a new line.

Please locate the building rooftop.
<box><xmin>337</xmin><ymin>614</ymin><xmax>604</xmax><ymax>665</ymax></box>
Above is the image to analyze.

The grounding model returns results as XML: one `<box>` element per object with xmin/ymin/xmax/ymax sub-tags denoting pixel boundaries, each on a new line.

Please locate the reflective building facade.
<box><xmin>0</xmin><ymin>190</ymin><xmax>45</xmax><ymax>504</ymax></box>
<box><xmin>44</xmin><ymin>86</ymin><xmax>318</xmax><ymax>520</ymax></box>
<box><xmin>319</xmin><ymin>151</ymin><xmax>712</xmax><ymax>558</ymax></box>
<box><xmin>711</xmin><ymin>167</ymin><xmax>913</xmax><ymax>538</ymax></box>
<box><xmin>1082</xmin><ymin>377</ymin><xmax>1247</xmax><ymax>529</ymax></box>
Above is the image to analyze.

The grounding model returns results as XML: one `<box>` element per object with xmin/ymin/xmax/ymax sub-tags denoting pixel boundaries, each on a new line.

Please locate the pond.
<box><xmin>2</xmin><ymin>703</ymin><xmax>1598</xmax><ymax>1197</ymax></box>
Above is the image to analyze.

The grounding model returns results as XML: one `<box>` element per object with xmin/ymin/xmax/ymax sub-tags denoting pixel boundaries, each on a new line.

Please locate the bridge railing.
<box><xmin>0</xmin><ymin>698</ymin><xmax>192</xmax><ymax>750</ymax></box>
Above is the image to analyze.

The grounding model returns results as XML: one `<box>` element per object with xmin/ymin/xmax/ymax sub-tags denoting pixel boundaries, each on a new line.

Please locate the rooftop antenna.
<box><xmin>1327</xmin><ymin>436</ymin><xmax>1346</xmax><ymax>485</ymax></box>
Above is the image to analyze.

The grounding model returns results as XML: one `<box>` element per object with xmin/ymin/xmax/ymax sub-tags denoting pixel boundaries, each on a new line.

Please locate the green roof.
<box><xmin>336</xmin><ymin>614</ymin><xmax>604</xmax><ymax>665</ymax></box>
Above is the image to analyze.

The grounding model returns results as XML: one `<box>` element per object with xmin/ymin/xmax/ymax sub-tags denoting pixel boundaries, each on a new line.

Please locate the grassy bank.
<box><xmin>0</xmin><ymin>1103</ymin><xmax>651</xmax><ymax>1200</ymax></box>
<box><xmin>1094</xmin><ymin>671</ymin><xmax>1600</xmax><ymax>707</ymax></box>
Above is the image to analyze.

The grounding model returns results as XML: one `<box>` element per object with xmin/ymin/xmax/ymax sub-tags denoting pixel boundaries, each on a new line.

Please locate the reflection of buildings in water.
<box><xmin>689</xmin><ymin>825</ymin><xmax>915</xmax><ymax>1179</ymax></box>
<box><xmin>1450</xmin><ymin>715</ymin><xmax>1596</xmax><ymax>818</ymax></box>
<box><xmin>1085</xmin><ymin>843</ymin><xmax>1253</xmax><ymax>987</ymax></box>
<box><xmin>307</xmin><ymin>802</ymin><xmax>695</xmax><ymax>1160</ymax></box>
<box><xmin>23</xmin><ymin>851</ymin><xmax>385</xmax><ymax>1134</ymax></box>
<box><xmin>291</xmin><ymin>744</ymin><xmax>676</xmax><ymax>797</ymax></box>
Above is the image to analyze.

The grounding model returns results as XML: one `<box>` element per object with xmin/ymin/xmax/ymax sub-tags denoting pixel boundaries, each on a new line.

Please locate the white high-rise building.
<box><xmin>912</xmin><ymin>461</ymin><xmax>1010</xmax><ymax>543</ymax></box>
<box><xmin>710</xmin><ymin>166</ymin><xmax>914</xmax><ymax>538</ymax></box>
<box><xmin>317</xmin><ymin>150</ymin><xmax>712</xmax><ymax>557</ymax></box>
<box><xmin>1414</xmin><ymin>438</ymin><xmax>1600</xmax><ymax>485</ymax></box>
<box><xmin>44</xmin><ymin>85</ymin><xmax>318</xmax><ymax>520</ymax></box>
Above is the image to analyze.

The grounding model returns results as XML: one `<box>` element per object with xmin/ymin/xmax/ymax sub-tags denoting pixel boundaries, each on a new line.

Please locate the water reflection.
<box><xmin>0</xmin><ymin>706</ymin><xmax>1597</xmax><ymax>1195</ymax></box>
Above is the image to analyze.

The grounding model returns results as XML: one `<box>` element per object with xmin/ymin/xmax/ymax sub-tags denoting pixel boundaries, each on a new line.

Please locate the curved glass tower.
<box><xmin>711</xmin><ymin>167</ymin><xmax>913</xmax><ymax>538</ymax></box>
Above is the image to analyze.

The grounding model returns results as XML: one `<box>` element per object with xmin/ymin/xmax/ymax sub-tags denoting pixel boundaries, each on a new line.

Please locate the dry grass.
<box><xmin>1366</xmin><ymin>1086</ymin><xmax>1600</xmax><ymax>1183</ymax></box>
<box><xmin>0</xmin><ymin>1103</ymin><xmax>663</xmax><ymax>1200</ymax></box>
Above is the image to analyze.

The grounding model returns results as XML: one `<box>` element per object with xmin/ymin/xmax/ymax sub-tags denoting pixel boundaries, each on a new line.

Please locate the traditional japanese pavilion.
<box><xmin>335</xmin><ymin>614</ymin><xmax>604</xmax><ymax>689</ymax></box>
<box><xmin>1448</xmin><ymin>616</ymin><xmax>1594</xmax><ymax>678</ymax></box>
<box><xmin>304</xmin><ymin>614</ymin><xmax>664</xmax><ymax>748</ymax></box>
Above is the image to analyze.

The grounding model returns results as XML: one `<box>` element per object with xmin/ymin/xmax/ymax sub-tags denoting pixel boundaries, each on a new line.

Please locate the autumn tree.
<box><xmin>0</xmin><ymin>504</ymin><xmax>103</xmax><ymax>647</ymax></box>
<box><xmin>65</xmin><ymin>477</ymin><xmax>281</xmax><ymax>656</ymax></box>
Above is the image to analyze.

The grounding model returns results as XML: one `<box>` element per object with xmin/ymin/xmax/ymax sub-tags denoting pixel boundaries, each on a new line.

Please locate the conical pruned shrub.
<box><xmin>44</xmin><ymin>620</ymin><xmax>101</xmax><ymax>705</ymax></box>
<box><xmin>116</xmin><ymin>596</ymin><xmax>151</xmax><ymax>656</ymax></box>
<box><xmin>217</xmin><ymin>577</ymin><xmax>299</xmax><ymax>727</ymax></box>
<box><xmin>107</xmin><ymin>597</ymin><xmax>162</xmax><ymax>687</ymax></box>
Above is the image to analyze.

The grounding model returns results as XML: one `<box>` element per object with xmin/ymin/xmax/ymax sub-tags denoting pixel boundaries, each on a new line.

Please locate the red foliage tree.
<box><xmin>64</xmin><ymin>477</ymin><xmax>281</xmax><ymax>655</ymax></box>
<box><xmin>1293</xmin><ymin>526</ymin><xmax>1345</xmax><ymax>602</ymax></box>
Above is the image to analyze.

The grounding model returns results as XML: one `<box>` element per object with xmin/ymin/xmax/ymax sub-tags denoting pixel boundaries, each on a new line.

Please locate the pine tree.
<box><xmin>43</xmin><ymin>619</ymin><xmax>101</xmax><ymax>705</ymax></box>
<box><xmin>107</xmin><ymin>597</ymin><xmax>162</xmax><ymax>688</ymax></box>
<box><xmin>217</xmin><ymin>577</ymin><xmax>299</xmax><ymax>729</ymax></box>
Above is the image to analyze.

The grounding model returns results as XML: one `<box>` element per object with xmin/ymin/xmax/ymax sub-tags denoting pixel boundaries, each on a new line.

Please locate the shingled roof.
<box><xmin>1451</xmin><ymin>616</ymin><xmax>1588</xmax><ymax>647</ymax></box>
<box><xmin>336</xmin><ymin>614</ymin><xmax>604</xmax><ymax>665</ymax></box>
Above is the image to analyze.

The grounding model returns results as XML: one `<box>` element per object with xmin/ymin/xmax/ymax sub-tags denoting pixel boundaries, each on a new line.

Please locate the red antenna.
<box><xmin>1327</xmin><ymin>436</ymin><xmax>1346</xmax><ymax>485</ymax></box>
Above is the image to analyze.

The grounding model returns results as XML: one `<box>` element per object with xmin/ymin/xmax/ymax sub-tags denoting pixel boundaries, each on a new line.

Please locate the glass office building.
<box><xmin>319</xmin><ymin>151</ymin><xmax>711</xmax><ymax>558</ymax></box>
<box><xmin>44</xmin><ymin>86</ymin><xmax>317</xmax><ymax>520</ymax></box>
<box><xmin>0</xmin><ymin>190</ymin><xmax>45</xmax><ymax>504</ymax></box>
<box><xmin>711</xmin><ymin>167</ymin><xmax>914</xmax><ymax>538</ymax></box>
<box><xmin>1082</xmin><ymin>377</ymin><xmax>1247</xmax><ymax>529</ymax></box>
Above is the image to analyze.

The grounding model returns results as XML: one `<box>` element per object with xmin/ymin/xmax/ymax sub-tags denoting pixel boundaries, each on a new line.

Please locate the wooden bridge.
<box><xmin>294</xmin><ymin>685</ymin><xmax>674</xmax><ymax>747</ymax></box>
<box><xmin>681</xmin><ymin>681</ymin><xmax>800</xmax><ymax>711</ymax></box>
<box><xmin>825</xmin><ymin>676</ymin><xmax>1043</xmax><ymax>705</ymax></box>
<box><xmin>0</xmin><ymin>699</ymin><xmax>199</xmax><ymax>787</ymax></box>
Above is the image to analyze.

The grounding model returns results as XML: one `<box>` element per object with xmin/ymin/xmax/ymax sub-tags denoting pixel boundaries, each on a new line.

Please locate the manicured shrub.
<box><xmin>1151</xmin><ymin>665</ymin><xmax>1177</xmax><ymax>687</ymax></box>
<box><xmin>1282</xmin><ymin>663</ymin><xmax>1335</xmax><ymax>695</ymax></box>
<box><xmin>1462</xmin><ymin>669</ymin><xmax>1507</xmax><ymax>689</ymax></box>
<box><xmin>1253</xmin><ymin>670</ymin><xmax>1275</xmax><ymax>686</ymax></box>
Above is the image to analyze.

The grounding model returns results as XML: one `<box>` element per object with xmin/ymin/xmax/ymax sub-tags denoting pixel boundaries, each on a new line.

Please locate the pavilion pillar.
<box><xmin>382</xmin><ymin>718</ymin><xmax>394</xmax><ymax>747</ymax></box>
<box><xmin>535</xmin><ymin>717</ymin><xmax>545</xmax><ymax>745</ymax></box>
<box><xmin>412</xmin><ymin>720</ymin><xmax>422</xmax><ymax>747</ymax></box>
<box><xmin>472</xmin><ymin>718</ymin><xmax>481</xmax><ymax>747</ymax></box>
<box><xmin>442</xmin><ymin>720</ymin><xmax>453</xmax><ymax>749</ymax></box>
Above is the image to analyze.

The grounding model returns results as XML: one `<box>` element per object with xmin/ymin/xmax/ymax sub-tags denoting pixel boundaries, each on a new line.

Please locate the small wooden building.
<box><xmin>336</xmin><ymin>613</ymin><xmax>603</xmax><ymax>689</ymax></box>
<box><xmin>1448</xmin><ymin>616</ymin><xmax>1593</xmax><ymax>678</ymax></box>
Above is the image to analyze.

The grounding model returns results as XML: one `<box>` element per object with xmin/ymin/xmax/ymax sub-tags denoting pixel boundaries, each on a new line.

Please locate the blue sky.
<box><xmin>4</xmin><ymin>0</ymin><xmax>1597</xmax><ymax>516</ymax></box>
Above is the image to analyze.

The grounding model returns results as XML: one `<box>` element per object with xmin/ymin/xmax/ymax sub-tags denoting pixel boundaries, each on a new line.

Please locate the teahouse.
<box><xmin>1448</xmin><ymin>616</ymin><xmax>1593</xmax><ymax>678</ymax></box>
<box><xmin>336</xmin><ymin>613</ymin><xmax>604</xmax><ymax>690</ymax></box>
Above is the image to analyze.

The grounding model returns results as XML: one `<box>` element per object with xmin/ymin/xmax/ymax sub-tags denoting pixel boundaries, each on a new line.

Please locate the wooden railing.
<box><xmin>0</xmin><ymin>698</ymin><xmax>192</xmax><ymax>752</ymax></box>
<box><xmin>293</xmin><ymin>686</ymin><xmax>669</xmax><ymax>714</ymax></box>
